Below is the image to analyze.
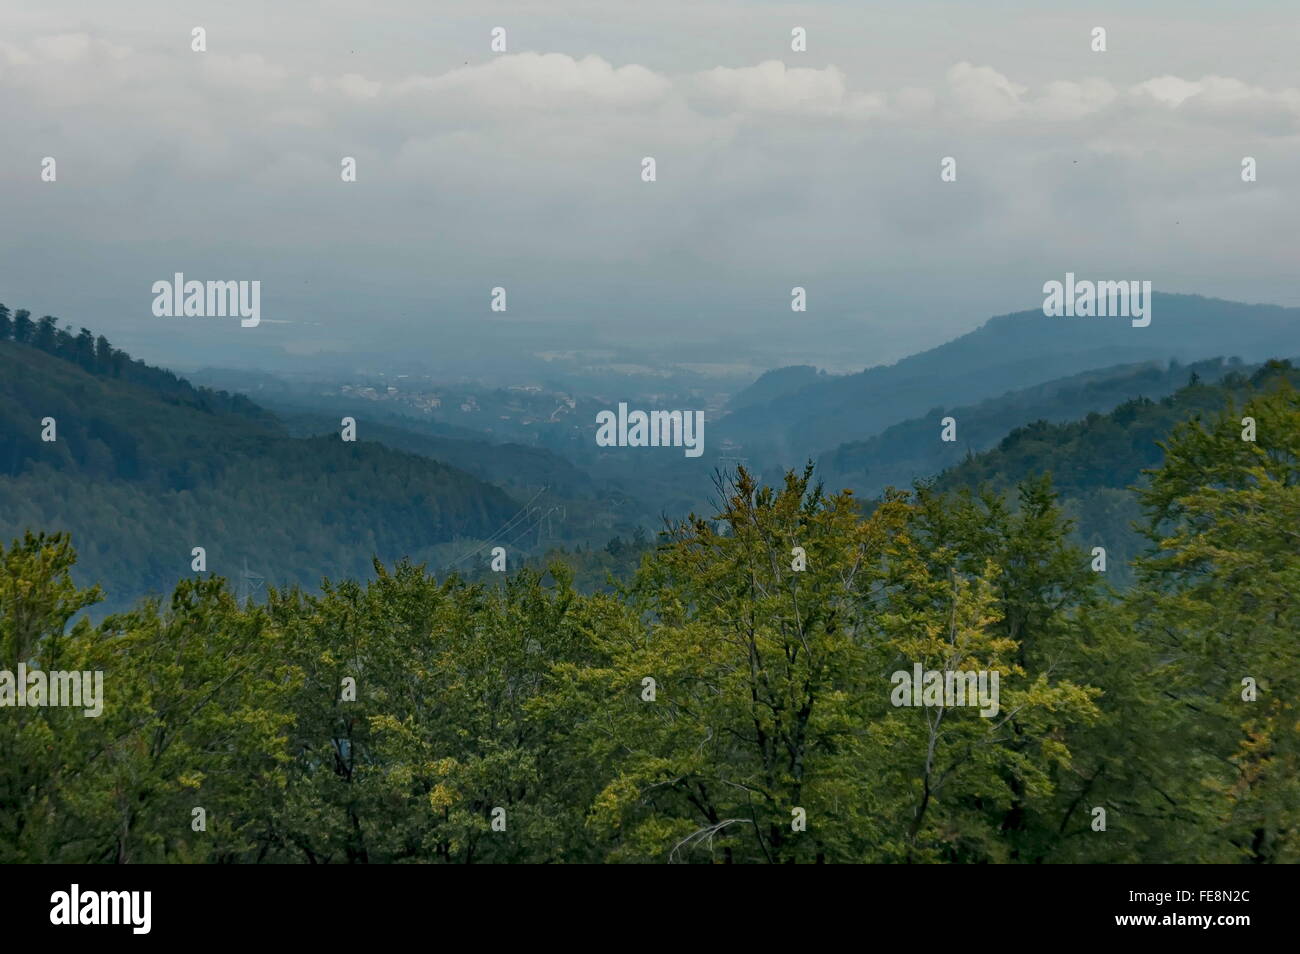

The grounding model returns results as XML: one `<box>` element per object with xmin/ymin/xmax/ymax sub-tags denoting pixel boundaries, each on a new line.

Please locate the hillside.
<box><xmin>0</xmin><ymin>312</ymin><xmax>521</xmax><ymax>612</ymax></box>
<box><xmin>721</xmin><ymin>294</ymin><xmax>1300</xmax><ymax>456</ymax></box>
<box><xmin>726</xmin><ymin>365</ymin><xmax>831</xmax><ymax>412</ymax></box>
<box><xmin>819</xmin><ymin>356</ymin><xmax>1249</xmax><ymax>498</ymax></box>
<box><xmin>930</xmin><ymin>358</ymin><xmax>1300</xmax><ymax>584</ymax></box>
<box><xmin>7</xmin><ymin>380</ymin><xmax>1297</xmax><ymax>863</ymax></box>
<box><xmin>276</xmin><ymin>410</ymin><xmax>597</xmax><ymax>498</ymax></box>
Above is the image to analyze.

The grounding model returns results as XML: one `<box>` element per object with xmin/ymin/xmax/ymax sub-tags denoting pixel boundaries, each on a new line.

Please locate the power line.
<box><xmin>446</xmin><ymin>485</ymin><xmax>548</xmax><ymax>567</ymax></box>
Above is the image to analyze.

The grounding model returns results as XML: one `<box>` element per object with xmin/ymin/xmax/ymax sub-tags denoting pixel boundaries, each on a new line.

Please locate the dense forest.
<box><xmin>2</xmin><ymin>303</ymin><xmax>1296</xmax><ymax>862</ymax></box>
<box><xmin>2</xmin><ymin>372</ymin><xmax>1296</xmax><ymax>861</ymax></box>
<box><xmin>0</xmin><ymin>306</ymin><xmax>523</xmax><ymax>613</ymax></box>
<box><xmin>820</xmin><ymin>356</ymin><xmax>1253</xmax><ymax>496</ymax></box>
<box><xmin>934</xmin><ymin>359</ymin><xmax>1300</xmax><ymax>585</ymax></box>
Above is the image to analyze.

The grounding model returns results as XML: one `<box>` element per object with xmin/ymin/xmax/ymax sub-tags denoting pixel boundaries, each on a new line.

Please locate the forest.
<box><xmin>0</xmin><ymin>305</ymin><xmax>523</xmax><ymax>614</ymax></box>
<box><xmin>2</xmin><ymin>367</ymin><xmax>1296</xmax><ymax>861</ymax></box>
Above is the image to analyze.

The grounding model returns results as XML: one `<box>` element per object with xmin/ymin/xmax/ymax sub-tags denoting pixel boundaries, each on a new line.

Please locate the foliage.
<box><xmin>0</xmin><ymin>317</ymin><xmax>521</xmax><ymax>615</ymax></box>
<box><xmin>5</xmin><ymin>399</ymin><xmax>1294</xmax><ymax>861</ymax></box>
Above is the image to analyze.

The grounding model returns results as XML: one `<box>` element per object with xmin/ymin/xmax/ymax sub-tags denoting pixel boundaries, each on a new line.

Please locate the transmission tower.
<box><xmin>237</xmin><ymin>557</ymin><xmax>265</xmax><ymax>605</ymax></box>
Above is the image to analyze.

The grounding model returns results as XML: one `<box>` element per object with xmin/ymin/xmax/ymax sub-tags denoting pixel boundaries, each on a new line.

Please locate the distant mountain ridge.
<box><xmin>720</xmin><ymin>294</ymin><xmax>1300</xmax><ymax>457</ymax></box>
<box><xmin>818</xmin><ymin>356</ymin><xmax>1248</xmax><ymax>498</ymax></box>
<box><xmin>726</xmin><ymin>365</ymin><xmax>831</xmax><ymax>412</ymax></box>
<box><xmin>275</xmin><ymin>410</ymin><xmax>597</xmax><ymax>498</ymax></box>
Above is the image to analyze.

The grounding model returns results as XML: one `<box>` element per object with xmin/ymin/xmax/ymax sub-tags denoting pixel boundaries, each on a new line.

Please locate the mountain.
<box><xmin>720</xmin><ymin>294</ymin><xmax>1300</xmax><ymax>457</ymax></box>
<box><xmin>0</xmin><ymin>309</ymin><xmax>520</xmax><ymax>612</ymax></box>
<box><xmin>726</xmin><ymin>365</ymin><xmax>832</xmax><ymax>412</ymax></box>
<box><xmin>275</xmin><ymin>410</ymin><xmax>597</xmax><ymax>498</ymax></box>
<box><xmin>818</xmin><ymin>356</ymin><xmax>1245</xmax><ymax>497</ymax></box>
<box><xmin>929</xmin><ymin>358</ymin><xmax>1300</xmax><ymax>584</ymax></box>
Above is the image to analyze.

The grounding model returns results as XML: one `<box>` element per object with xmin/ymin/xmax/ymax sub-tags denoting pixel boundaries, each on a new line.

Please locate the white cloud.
<box><xmin>311</xmin><ymin>72</ymin><xmax>382</xmax><ymax>100</ymax></box>
<box><xmin>200</xmin><ymin>53</ymin><xmax>290</xmax><ymax>90</ymax></box>
<box><xmin>689</xmin><ymin>60</ymin><xmax>886</xmax><ymax>118</ymax></box>
<box><xmin>1030</xmin><ymin>78</ymin><xmax>1118</xmax><ymax>121</ymax></box>
<box><xmin>945</xmin><ymin>62</ymin><xmax>1027</xmax><ymax>121</ymax></box>
<box><xmin>1131</xmin><ymin>74</ymin><xmax>1300</xmax><ymax>120</ymax></box>
<box><xmin>1132</xmin><ymin>75</ymin><xmax>1204</xmax><ymax>108</ymax></box>
<box><xmin>393</xmin><ymin>52</ymin><xmax>670</xmax><ymax>110</ymax></box>
<box><xmin>3</xmin><ymin>16</ymin><xmax>1299</xmax><ymax>363</ymax></box>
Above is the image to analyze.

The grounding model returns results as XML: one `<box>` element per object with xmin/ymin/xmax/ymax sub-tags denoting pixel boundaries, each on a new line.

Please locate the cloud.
<box><xmin>1031</xmin><ymin>78</ymin><xmax>1118</xmax><ymax>121</ymax></box>
<box><xmin>1132</xmin><ymin>75</ymin><xmax>1204</xmax><ymax>108</ymax></box>
<box><xmin>945</xmin><ymin>62</ymin><xmax>1027</xmax><ymax>121</ymax></box>
<box><xmin>689</xmin><ymin>60</ymin><xmax>886</xmax><ymax>119</ymax></box>
<box><xmin>391</xmin><ymin>52</ymin><xmax>670</xmax><ymax>110</ymax></box>
<box><xmin>201</xmin><ymin>52</ymin><xmax>290</xmax><ymax>90</ymax></box>
<box><xmin>2</xmin><ymin>31</ymin><xmax>129</xmax><ymax>74</ymax></box>
<box><xmin>1129</xmin><ymin>74</ymin><xmax>1300</xmax><ymax>131</ymax></box>
<box><xmin>3</xmin><ymin>16</ymin><xmax>1299</xmax><ymax>369</ymax></box>
<box><xmin>309</xmin><ymin>72</ymin><xmax>382</xmax><ymax>101</ymax></box>
<box><xmin>941</xmin><ymin>63</ymin><xmax>1119</xmax><ymax>123</ymax></box>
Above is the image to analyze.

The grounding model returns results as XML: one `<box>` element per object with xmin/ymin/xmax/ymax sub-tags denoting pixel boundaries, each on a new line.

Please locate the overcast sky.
<box><xmin>1</xmin><ymin>1</ymin><xmax>1297</xmax><ymax>375</ymax></box>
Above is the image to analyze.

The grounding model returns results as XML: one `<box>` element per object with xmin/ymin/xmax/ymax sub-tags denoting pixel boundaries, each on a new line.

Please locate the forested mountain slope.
<box><xmin>722</xmin><ymin>294</ymin><xmax>1299</xmax><ymax>455</ymax></box>
<box><xmin>0</xmin><ymin>307</ymin><xmax>520</xmax><ymax>612</ymax></box>
<box><xmin>6</xmin><ymin>374</ymin><xmax>1296</xmax><ymax>861</ymax></box>
<box><xmin>931</xmin><ymin>358</ymin><xmax>1300</xmax><ymax>584</ymax></box>
<box><xmin>819</xmin><ymin>356</ymin><xmax>1253</xmax><ymax>498</ymax></box>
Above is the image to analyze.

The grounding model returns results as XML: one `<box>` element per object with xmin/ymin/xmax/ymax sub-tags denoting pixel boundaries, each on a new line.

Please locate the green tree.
<box><xmin>1130</xmin><ymin>372</ymin><xmax>1300</xmax><ymax>862</ymax></box>
<box><xmin>557</xmin><ymin>467</ymin><xmax>1096</xmax><ymax>862</ymax></box>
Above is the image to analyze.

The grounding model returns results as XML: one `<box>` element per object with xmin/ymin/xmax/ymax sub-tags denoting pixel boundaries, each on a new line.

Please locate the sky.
<box><xmin>1</xmin><ymin>0</ymin><xmax>1298</xmax><ymax>376</ymax></box>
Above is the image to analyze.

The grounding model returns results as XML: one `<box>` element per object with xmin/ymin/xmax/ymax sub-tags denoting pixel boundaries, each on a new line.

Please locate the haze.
<box><xmin>2</xmin><ymin>0</ymin><xmax>1297</xmax><ymax>378</ymax></box>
